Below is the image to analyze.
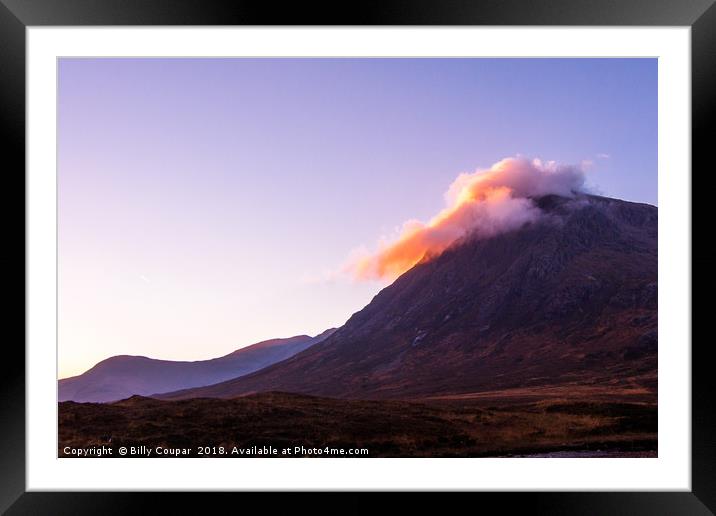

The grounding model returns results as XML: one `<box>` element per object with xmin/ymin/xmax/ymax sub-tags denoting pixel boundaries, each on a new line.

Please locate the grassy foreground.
<box><xmin>58</xmin><ymin>390</ymin><xmax>656</xmax><ymax>458</ymax></box>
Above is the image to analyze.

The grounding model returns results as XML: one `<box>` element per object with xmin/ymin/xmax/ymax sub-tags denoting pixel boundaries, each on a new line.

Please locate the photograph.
<box><xmin>56</xmin><ymin>57</ymin><xmax>658</xmax><ymax>459</ymax></box>
<box><xmin>2</xmin><ymin>0</ymin><xmax>710</xmax><ymax>508</ymax></box>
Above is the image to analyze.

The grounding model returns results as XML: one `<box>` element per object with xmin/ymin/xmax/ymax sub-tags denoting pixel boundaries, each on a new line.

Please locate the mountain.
<box><xmin>59</xmin><ymin>329</ymin><xmax>336</xmax><ymax>402</ymax></box>
<box><xmin>160</xmin><ymin>194</ymin><xmax>657</xmax><ymax>401</ymax></box>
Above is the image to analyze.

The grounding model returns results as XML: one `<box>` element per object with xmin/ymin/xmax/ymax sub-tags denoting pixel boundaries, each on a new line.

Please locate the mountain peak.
<box><xmin>160</xmin><ymin>194</ymin><xmax>657</xmax><ymax>401</ymax></box>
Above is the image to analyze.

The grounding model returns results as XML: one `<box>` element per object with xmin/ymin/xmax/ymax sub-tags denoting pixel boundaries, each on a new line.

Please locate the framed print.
<box><xmin>2</xmin><ymin>0</ymin><xmax>713</xmax><ymax>513</ymax></box>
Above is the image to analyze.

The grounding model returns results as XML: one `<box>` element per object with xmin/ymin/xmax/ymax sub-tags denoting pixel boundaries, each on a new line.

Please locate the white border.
<box><xmin>27</xmin><ymin>27</ymin><xmax>691</xmax><ymax>491</ymax></box>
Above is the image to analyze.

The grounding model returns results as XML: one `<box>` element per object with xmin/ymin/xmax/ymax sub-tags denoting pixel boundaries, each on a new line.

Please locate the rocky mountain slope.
<box><xmin>161</xmin><ymin>194</ymin><xmax>657</xmax><ymax>400</ymax></box>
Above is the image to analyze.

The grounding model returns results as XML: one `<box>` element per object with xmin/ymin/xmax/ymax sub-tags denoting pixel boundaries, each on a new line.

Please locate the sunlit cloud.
<box><xmin>345</xmin><ymin>157</ymin><xmax>588</xmax><ymax>282</ymax></box>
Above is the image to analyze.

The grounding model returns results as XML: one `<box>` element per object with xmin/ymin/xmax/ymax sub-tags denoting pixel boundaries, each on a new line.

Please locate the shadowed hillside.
<box><xmin>59</xmin><ymin>329</ymin><xmax>335</xmax><ymax>402</ymax></box>
<box><xmin>160</xmin><ymin>195</ymin><xmax>657</xmax><ymax>401</ymax></box>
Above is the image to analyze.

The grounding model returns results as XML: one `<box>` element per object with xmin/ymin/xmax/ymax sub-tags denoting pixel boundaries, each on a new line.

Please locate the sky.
<box><xmin>58</xmin><ymin>58</ymin><xmax>657</xmax><ymax>378</ymax></box>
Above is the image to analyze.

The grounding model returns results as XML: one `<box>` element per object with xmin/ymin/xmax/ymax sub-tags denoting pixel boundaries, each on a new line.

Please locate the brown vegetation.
<box><xmin>59</xmin><ymin>389</ymin><xmax>656</xmax><ymax>458</ymax></box>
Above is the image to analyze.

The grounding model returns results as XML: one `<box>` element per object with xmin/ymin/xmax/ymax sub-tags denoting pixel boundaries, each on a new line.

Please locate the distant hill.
<box><xmin>160</xmin><ymin>194</ymin><xmax>657</xmax><ymax>400</ymax></box>
<box><xmin>58</xmin><ymin>329</ymin><xmax>336</xmax><ymax>402</ymax></box>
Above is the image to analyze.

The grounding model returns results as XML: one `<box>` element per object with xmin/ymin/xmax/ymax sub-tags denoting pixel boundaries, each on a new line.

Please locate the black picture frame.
<box><xmin>2</xmin><ymin>0</ymin><xmax>712</xmax><ymax>513</ymax></box>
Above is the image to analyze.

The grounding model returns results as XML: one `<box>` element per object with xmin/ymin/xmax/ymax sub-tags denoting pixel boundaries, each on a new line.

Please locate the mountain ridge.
<box><xmin>59</xmin><ymin>329</ymin><xmax>336</xmax><ymax>402</ymax></box>
<box><xmin>159</xmin><ymin>193</ymin><xmax>657</xmax><ymax>401</ymax></box>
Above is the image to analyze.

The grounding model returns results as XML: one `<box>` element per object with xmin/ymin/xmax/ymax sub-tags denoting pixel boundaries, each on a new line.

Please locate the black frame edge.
<box><xmin>0</xmin><ymin>0</ymin><xmax>715</xmax><ymax>26</ymax></box>
<box><xmin>2</xmin><ymin>492</ymin><xmax>715</xmax><ymax>515</ymax></box>
<box><xmin>0</xmin><ymin>0</ymin><xmax>26</xmax><ymax>514</ymax></box>
<box><xmin>691</xmin><ymin>1</ymin><xmax>716</xmax><ymax>513</ymax></box>
<box><xmin>3</xmin><ymin>0</ymin><xmax>714</xmax><ymax>513</ymax></box>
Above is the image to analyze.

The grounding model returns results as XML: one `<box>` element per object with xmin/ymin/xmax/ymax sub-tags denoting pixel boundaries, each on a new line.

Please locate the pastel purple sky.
<box><xmin>58</xmin><ymin>58</ymin><xmax>657</xmax><ymax>378</ymax></box>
